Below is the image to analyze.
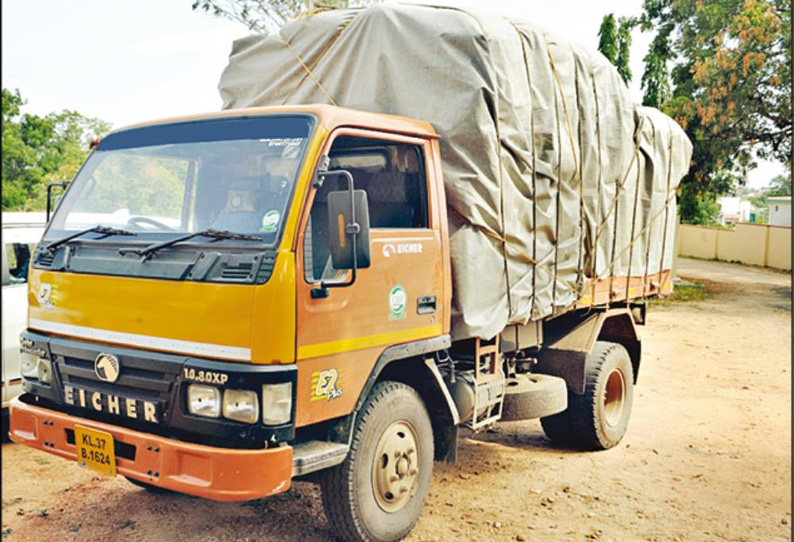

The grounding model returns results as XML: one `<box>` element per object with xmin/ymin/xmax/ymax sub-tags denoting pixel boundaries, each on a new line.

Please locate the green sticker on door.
<box><xmin>389</xmin><ymin>285</ymin><xmax>407</xmax><ymax>320</ymax></box>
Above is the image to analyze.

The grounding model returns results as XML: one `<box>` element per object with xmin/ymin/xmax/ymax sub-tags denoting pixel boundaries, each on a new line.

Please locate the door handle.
<box><xmin>417</xmin><ymin>295</ymin><xmax>436</xmax><ymax>315</ymax></box>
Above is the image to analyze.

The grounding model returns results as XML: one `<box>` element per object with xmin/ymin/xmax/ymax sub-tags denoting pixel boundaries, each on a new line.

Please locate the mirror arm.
<box><xmin>46</xmin><ymin>181</ymin><xmax>69</xmax><ymax>222</ymax></box>
<box><xmin>311</xmin><ymin>169</ymin><xmax>359</xmax><ymax>297</ymax></box>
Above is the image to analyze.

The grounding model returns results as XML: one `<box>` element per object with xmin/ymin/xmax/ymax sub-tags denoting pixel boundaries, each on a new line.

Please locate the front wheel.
<box><xmin>321</xmin><ymin>381</ymin><xmax>434</xmax><ymax>542</ymax></box>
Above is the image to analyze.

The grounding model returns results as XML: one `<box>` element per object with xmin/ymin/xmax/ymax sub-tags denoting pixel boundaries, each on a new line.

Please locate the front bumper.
<box><xmin>9</xmin><ymin>397</ymin><xmax>293</xmax><ymax>501</ymax></box>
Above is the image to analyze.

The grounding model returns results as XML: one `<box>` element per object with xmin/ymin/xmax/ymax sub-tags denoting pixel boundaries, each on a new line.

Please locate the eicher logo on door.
<box><xmin>382</xmin><ymin>243</ymin><xmax>422</xmax><ymax>258</ymax></box>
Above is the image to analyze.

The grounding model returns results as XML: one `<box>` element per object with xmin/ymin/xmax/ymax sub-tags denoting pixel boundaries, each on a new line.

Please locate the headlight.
<box><xmin>37</xmin><ymin>357</ymin><xmax>52</xmax><ymax>384</ymax></box>
<box><xmin>20</xmin><ymin>353</ymin><xmax>40</xmax><ymax>379</ymax></box>
<box><xmin>262</xmin><ymin>382</ymin><xmax>292</xmax><ymax>426</ymax></box>
<box><xmin>187</xmin><ymin>384</ymin><xmax>221</xmax><ymax>418</ymax></box>
<box><xmin>223</xmin><ymin>389</ymin><xmax>259</xmax><ymax>424</ymax></box>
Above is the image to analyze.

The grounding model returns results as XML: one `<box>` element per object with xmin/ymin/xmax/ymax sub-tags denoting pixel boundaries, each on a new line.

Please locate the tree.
<box><xmin>2</xmin><ymin>88</ymin><xmax>111</xmax><ymax>211</ymax></box>
<box><xmin>766</xmin><ymin>173</ymin><xmax>791</xmax><ymax>197</ymax></box>
<box><xmin>638</xmin><ymin>0</ymin><xmax>792</xmax><ymax>224</ymax></box>
<box><xmin>616</xmin><ymin>18</ymin><xmax>633</xmax><ymax>84</ymax></box>
<box><xmin>597</xmin><ymin>13</ymin><xmax>634</xmax><ymax>85</ymax></box>
<box><xmin>598</xmin><ymin>14</ymin><xmax>619</xmax><ymax>64</ymax></box>
<box><xmin>192</xmin><ymin>0</ymin><xmax>377</xmax><ymax>33</ymax></box>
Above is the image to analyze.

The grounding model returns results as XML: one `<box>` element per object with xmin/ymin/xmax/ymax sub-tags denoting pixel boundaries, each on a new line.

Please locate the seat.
<box><xmin>364</xmin><ymin>172</ymin><xmax>415</xmax><ymax>228</ymax></box>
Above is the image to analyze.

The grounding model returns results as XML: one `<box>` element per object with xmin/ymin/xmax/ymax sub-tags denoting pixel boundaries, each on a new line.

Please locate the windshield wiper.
<box><xmin>119</xmin><ymin>229</ymin><xmax>262</xmax><ymax>261</ymax></box>
<box><xmin>46</xmin><ymin>226</ymin><xmax>137</xmax><ymax>253</ymax></box>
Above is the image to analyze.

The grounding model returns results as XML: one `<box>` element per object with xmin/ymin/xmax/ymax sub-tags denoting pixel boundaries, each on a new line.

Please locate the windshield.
<box><xmin>45</xmin><ymin>115</ymin><xmax>314</xmax><ymax>248</ymax></box>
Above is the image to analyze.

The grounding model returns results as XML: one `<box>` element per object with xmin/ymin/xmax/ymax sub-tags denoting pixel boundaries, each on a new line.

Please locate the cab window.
<box><xmin>303</xmin><ymin>136</ymin><xmax>428</xmax><ymax>283</ymax></box>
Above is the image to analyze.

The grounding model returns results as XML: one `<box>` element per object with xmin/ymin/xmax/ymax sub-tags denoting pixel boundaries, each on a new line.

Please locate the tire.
<box><xmin>124</xmin><ymin>476</ymin><xmax>174</xmax><ymax>494</ymax></box>
<box><xmin>501</xmin><ymin>374</ymin><xmax>567</xmax><ymax>421</ymax></box>
<box><xmin>539</xmin><ymin>409</ymin><xmax>576</xmax><ymax>447</ymax></box>
<box><xmin>2</xmin><ymin>409</ymin><xmax>10</xmax><ymax>443</ymax></box>
<box><xmin>321</xmin><ymin>381</ymin><xmax>434</xmax><ymax>542</ymax></box>
<box><xmin>541</xmin><ymin>341</ymin><xmax>634</xmax><ymax>451</ymax></box>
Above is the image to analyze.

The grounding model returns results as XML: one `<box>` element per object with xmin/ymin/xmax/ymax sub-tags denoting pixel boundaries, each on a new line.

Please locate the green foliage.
<box><xmin>598</xmin><ymin>14</ymin><xmax>619</xmax><ymax>64</ymax></box>
<box><xmin>677</xmin><ymin>182</ymin><xmax>721</xmax><ymax>225</ymax></box>
<box><xmin>640</xmin><ymin>22</ymin><xmax>675</xmax><ymax>108</ymax></box>
<box><xmin>638</xmin><ymin>0</ymin><xmax>792</xmax><ymax>223</ymax></box>
<box><xmin>72</xmin><ymin>154</ymin><xmax>189</xmax><ymax>218</ymax></box>
<box><xmin>766</xmin><ymin>173</ymin><xmax>791</xmax><ymax>197</ymax></box>
<box><xmin>2</xmin><ymin>88</ymin><xmax>111</xmax><ymax>211</ymax></box>
<box><xmin>616</xmin><ymin>18</ymin><xmax>633</xmax><ymax>84</ymax></box>
<box><xmin>649</xmin><ymin>280</ymin><xmax>708</xmax><ymax>305</ymax></box>
<box><xmin>192</xmin><ymin>0</ymin><xmax>378</xmax><ymax>33</ymax></box>
<box><xmin>597</xmin><ymin>13</ymin><xmax>634</xmax><ymax>84</ymax></box>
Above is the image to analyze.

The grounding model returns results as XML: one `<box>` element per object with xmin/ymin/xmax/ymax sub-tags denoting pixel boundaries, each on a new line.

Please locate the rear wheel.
<box><xmin>321</xmin><ymin>381</ymin><xmax>433</xmax><ymax>542</ymax></box>
<box><xmin>541</xmin><ymin>341</ymin><xmax>634</xmax><ymax>450</ymax></box>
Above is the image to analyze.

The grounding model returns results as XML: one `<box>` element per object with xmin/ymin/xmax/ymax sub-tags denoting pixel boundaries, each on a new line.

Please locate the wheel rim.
<box><xmin>603</xmin><ymin>367</ymin><xmax>626</xmax><ymax>428</ymax></box>
<box><xmin>372</xmin><ymin>420</ymin><xmax>420</xmax><ymax>513</ymax></box>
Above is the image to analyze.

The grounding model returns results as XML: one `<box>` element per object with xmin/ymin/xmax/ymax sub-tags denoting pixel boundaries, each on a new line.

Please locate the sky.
<box><xmin>2</xmin><ymin>0</ymin><xmax>784</xmax><ymax>189</ymax></box>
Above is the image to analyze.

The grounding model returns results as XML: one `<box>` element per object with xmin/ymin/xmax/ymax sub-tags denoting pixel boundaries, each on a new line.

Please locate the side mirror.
<box><xmin>310</xmin><ymin>169</ymin><xmax>371</xmax><ymax>298</ymax></box>
<box><xmin>328</xmin><ymin>189</ymin><xmax>371</xmax><ymax>270</ymax></box>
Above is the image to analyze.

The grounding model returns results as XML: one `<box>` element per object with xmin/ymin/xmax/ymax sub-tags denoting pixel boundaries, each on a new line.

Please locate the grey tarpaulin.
<box><xmin>218</xmin><ymin>4</ymin><xmax>693</xmax><ymax>341</ymax></box>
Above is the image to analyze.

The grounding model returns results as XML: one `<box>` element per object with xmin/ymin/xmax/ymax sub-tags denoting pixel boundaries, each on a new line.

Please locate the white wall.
<box><xmin>678</xmin><ymin>223</ymin><xmax>792</xmax><ymax>271</ymax></box>
<box><xmin>769</xmin><ymin>202</ymin><xmax>791</xmax><ymax>227</ymax></box>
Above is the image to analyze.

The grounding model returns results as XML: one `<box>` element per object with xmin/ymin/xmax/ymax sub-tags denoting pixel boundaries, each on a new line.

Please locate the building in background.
<box><xmin>717</xmin><ymin>196</ymin><xmax>755</xmax><ymax>224</ymax></box>
<box><xmin>767</xmin><ymin>196</ymin><xmax>791</xmax><ymax>227</ymax></box>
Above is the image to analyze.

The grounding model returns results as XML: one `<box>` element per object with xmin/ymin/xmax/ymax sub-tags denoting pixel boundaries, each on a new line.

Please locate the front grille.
<box><xmin>49</xmin><ymin>339</ymin><xmax>182</xmax><ymax>427</ymax></box>
<box><xmin>220</xmin><ymin>262</ymin><xmax>254</xmax><ymax>280</ymax></box>
<box><xmin>59</xmin><ymin>356</ymin><xmax>170</xmax><ymax>399</ymax></box>
<box><xmin>256</xmin><ymin>250</ymin><xmax>277</xmax><ymax>283</ymax></box>
<box><xmin>35</xmin><ymin>250</ymin><xmax>55</xmax><ymax>268</ymax></box>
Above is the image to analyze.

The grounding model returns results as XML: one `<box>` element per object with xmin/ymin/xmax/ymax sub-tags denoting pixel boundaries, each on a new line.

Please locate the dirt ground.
<box><xmin>2</xmin><ymin>257</ymin><xmax>791</xmax><ymax>542</ymax></box>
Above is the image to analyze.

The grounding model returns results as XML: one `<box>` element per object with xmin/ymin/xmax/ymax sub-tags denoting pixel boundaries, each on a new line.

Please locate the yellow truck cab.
<box><xmin>11</xmin><ymin>105</ymin><xmax>652</xmax><ymax>542</ymax></box>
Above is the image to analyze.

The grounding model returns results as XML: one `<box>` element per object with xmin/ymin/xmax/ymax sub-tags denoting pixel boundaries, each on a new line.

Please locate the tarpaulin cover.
<box><xmin>218</xmin><ymin>4</ymin><xmax>693</xmax><ymax>340</ymax></box>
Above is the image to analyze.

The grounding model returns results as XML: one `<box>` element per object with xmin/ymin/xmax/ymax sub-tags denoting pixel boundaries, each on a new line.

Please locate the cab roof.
<box><xmin>109</xmin><ymin>104</ymin><xmax>439</xmax><ymax>141</ymax></box>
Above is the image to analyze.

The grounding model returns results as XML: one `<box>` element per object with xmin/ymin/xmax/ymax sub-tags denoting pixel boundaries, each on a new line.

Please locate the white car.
<box><xmin>2</xmin><ymin>212</ymin><xmax>46</xmax><ymax>434</ymax></box>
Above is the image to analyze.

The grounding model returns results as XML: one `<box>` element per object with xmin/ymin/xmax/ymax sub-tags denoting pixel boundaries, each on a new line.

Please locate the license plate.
<box><xmin>75</xmin><ymin>425</ymin><xmax>117</xmax><ymax>477</ymax></box>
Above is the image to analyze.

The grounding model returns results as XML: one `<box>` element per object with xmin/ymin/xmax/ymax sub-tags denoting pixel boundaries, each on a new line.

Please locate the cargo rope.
<box><xmin>448</xmin><ymin>206</ymin><xmax>586</xmax><ymax>300</ymax></box>
<box><xmin>278</xmin><ymin>32</ymin><xmax>339</xmax><ymax>106</ymax></box>
<box><xmin>280</xmin><ymin>9</ymin><xmax>361</xmax><ymax>105</ymax></box>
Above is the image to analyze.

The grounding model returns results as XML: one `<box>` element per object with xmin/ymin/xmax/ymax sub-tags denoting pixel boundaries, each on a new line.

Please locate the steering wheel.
<box><xmin>127</xmin><ymin>216</ymin><xmax>176</xmax><ymax>231</ymax></box>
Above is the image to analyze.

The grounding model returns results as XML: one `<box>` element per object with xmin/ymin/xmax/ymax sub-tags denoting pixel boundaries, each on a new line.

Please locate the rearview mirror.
<box><xmin>327</xmin><ymin>189</ymin><xmax>371</xmax><ymax>270</ymax></box>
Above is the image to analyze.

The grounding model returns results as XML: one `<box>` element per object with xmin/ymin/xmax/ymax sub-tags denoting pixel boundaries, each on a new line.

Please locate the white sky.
<box><xmin>1</xmin><ymin>0</ymin><xmax>784</xmax><ymax>188</ymax></box>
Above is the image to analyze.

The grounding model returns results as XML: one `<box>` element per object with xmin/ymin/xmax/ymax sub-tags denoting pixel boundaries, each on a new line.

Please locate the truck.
<box><xmin>9</xmin><ymin>5</ymin><xmax>692</xmax><ymax>542</ymax></box>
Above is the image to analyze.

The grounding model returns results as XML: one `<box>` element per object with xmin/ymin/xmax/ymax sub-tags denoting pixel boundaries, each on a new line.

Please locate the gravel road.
<box><xmin>2</xmin><ymin>257</ymin><xmax>790</xmax><ymax>542</ymax></box>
